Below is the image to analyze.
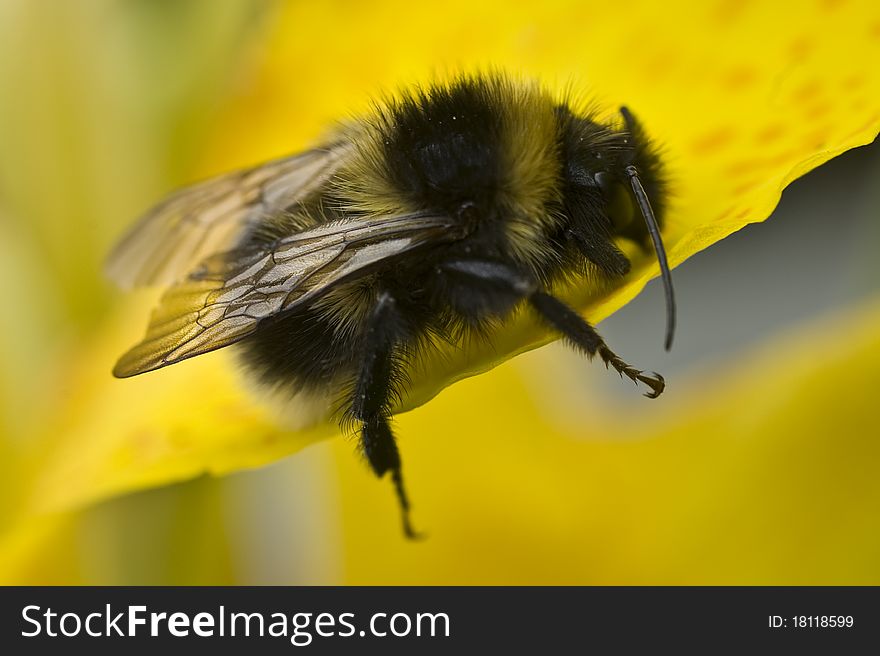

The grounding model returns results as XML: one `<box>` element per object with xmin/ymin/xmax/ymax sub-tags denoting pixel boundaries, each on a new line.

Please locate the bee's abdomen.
<box><xmin>238</xmin><ymin>306</ymin><xmax>359</xmax><ymax>395</ymax></box>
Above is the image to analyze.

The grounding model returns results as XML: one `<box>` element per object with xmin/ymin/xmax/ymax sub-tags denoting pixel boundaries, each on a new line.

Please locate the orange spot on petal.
<box><xmin>851</xmin><ymin>97</ymin><xmax>867</xmax><ymax>112</ymax></box>
<box><xmin>788</xmin><ymin>36</ymin><xmax>815</xmax><ymax>62</ymax></box>
<box><xmin>725</xmin><ymin>157</ymin><xmax>766</xmax><ymax>178</ymax></box>
<box><xmin>711</xmin><ymin>0</ymin><xmax>752</xmax><ymax>25</ymax></box>
<box><xmin>731</xmin><ymin>180</ymin><xmax>757</xmax><ymax>197</ymax></box>
<box><xmin>755</xmin><ymin>122</ymin><xmax>787</xmax><ymax>145</ymax></box>
<box><xmin>722</xmin><ymin>66</ymin><xmax>758</xmax><ymax>91</ymax></box>
<box><xmin>689</xmin><ymin>126</ymin><xmax>737</xmax><ymax>155</ymax></box>
<box><xmin>791</xmin><ymin>79</ymin><xmax>822</xmax><ymax>102</ymax></box>
<box><xmin>724</xmin><ymin>148</ymin><xmax>801</xmax><ymax>178</ymax></box>
<box><xmin>842</xmin><ymin>73</ymin><xmax>866</xmax><ymax>91</ymax></box>
<box><xmin>819</xmin><ymin>0</ymin><xmax>847</xmax><ymax>12</ymax></box>
<box><xmin>803</xmin><ymin>101</ymin><xmax>832</xmax><ymax>121</ymax></box>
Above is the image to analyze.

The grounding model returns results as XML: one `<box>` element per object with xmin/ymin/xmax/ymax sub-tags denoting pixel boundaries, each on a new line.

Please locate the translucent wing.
<box><xmin>113</xmin><ymin>213</ymin><xmax>460</xmax><ymax>378</ymax></box>
<box><xmin>106</xmin><ymin>141</ymin><xmax>353</xmax><ymax>288</ymax></box>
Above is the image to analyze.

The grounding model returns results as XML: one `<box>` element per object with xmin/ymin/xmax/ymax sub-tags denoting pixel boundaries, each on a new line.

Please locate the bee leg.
<box><xmin>440</xmin><ymin>259</ymin><xmax>664</xmax><ymax>398</ymax></box>
<box><xmin>567</xmin><ymin>228</ymin><xmax>632</xmax><ymax>277</ymax></box>
<box><xmin>350</xmin><ymin>290</ymin><xmax>421</xmax><ymax>539</ymax></box>
<box><xmin>529</xmin><ymin>291</ymin><xmax>665</xmax><ymax>399</ymax></box>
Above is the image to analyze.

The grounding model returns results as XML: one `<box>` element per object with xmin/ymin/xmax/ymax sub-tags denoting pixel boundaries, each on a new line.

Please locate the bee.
<box><xmin>108</xmin><ymin>73</ymin><xmax>675</xmax><ymax>538</ymax></box>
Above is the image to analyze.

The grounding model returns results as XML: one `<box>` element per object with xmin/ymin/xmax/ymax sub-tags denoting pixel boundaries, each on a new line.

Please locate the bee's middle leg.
<box><xmin>349</xmin><ymin>289</ymin><xmax>419</xmax><ymax>538</ymax></box>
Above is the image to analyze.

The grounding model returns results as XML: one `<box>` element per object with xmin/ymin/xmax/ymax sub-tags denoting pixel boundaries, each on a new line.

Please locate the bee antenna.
<box><xmin>624</xmin><ymin>164</ymin><xmax>676</xmax><ymax>351</ymax></box>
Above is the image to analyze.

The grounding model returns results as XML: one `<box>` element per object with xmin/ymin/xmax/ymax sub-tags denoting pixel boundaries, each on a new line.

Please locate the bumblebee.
<box><xmin>108</xmin><ymin>74</ymin><xmax>675</xmax><ymax>538</ymax></box>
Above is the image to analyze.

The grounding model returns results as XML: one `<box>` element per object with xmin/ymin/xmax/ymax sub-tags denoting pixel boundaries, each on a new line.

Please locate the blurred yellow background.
<box><xmin>1</xmin><ymin>0</ymin><xmax>879</xmax><ymax>584</ymax></box>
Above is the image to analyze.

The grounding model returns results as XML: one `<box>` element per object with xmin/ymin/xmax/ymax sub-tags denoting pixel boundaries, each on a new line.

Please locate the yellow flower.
<box><xmin>1</xmin><ymin>0</ymin><xmax>879</xmax><ymax>583</ymax></box>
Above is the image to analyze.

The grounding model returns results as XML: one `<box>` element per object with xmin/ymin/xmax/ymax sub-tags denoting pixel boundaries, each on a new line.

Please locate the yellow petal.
<box><xmin>0</xmin><ymin>478</ymin><xmax>241</xmax><ymax>585</ymax></box>
<box><xmin>0</xmin><ymin>514</ymin><xmax>88</xmax><ymax>585</ymax></box>
<box><xmin>333</xmin><ymin>296</ymin><xmax>880</xmax><ymax>584</ymax></box>
<box><xmin>15</xmin><ymin>297</ymin><xmax>334</xmax><ymax>519</ymax></box>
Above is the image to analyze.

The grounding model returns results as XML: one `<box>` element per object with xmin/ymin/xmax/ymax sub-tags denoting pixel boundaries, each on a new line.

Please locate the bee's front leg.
<box><xmin>528</xmin><ymin>291</ymin><xmax>665</xmax><ymax>398</ymax></box>
<box><xmin>439</xmin><ymin>259</ymin><xmax>664</xmax><ymax>398</ymax></box>
<box><xmin>349</xmin><ymin>289</ymin><xmax>420</xmax><ymax>539</ymax></box>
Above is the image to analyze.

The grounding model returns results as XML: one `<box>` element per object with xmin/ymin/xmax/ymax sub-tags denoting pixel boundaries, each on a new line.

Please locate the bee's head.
<box><xmin>609</xmin><ymin>107</ymin><xmax>668</xmax><ymax>246</ymax></box>
<box><xmin>561</xmin><ymin>107</ymin><xmax>667</xmax><ymax>244</ymax></box>
<box><xmin>559</xmin><ymin>105</ymin><xmax>675</xmax><ymax>350</ymax></box>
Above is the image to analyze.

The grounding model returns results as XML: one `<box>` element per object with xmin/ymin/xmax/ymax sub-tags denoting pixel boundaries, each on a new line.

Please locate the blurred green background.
<box><xmin>1</xmin><ymin>1</ymin><xmax>879</xmax><ymax>584</ymax></box>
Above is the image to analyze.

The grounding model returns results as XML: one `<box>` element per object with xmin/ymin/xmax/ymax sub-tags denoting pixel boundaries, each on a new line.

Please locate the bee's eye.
<box><xmin>594</xmin><ymin>171</ymin><xmax>614</xmax><ymax>194</ymax></box>
<box><xmin>595</xmin><ymin>171</ymin><xmax>635</xmax><ymax>231</ymax></box>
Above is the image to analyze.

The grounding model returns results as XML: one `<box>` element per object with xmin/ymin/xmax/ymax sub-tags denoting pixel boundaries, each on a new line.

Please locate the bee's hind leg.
<box><xmin>349</xmin><ymin>289</ymin><xmax>421</xmax><ymax>539</ymax></box>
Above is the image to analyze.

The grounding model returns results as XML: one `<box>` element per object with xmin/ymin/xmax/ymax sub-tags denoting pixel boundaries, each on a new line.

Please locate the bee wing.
<box><xmin>106</xmin><ymin>141</ymin><xmax>353</xmax><ymax>289</ymax></box>
<box><xmin>113</xmin><ymin>212</ymin><xmax>459</xmax><ymax>378</ymax></box>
